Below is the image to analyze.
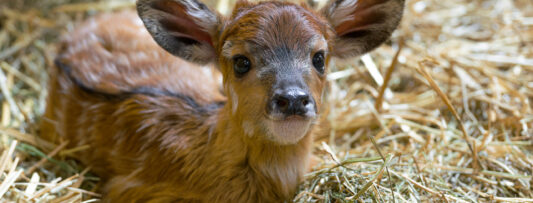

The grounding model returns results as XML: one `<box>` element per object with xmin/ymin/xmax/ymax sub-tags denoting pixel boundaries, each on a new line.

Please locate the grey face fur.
<box><xmin>219</xmin><ymin>3</ymin><xmax>329</xmax><ymax>113</ymax></box>
<box><xmin>136</xmin><ymin>0</ymin><xmax>405</xmax><ymax>144</ymax></box>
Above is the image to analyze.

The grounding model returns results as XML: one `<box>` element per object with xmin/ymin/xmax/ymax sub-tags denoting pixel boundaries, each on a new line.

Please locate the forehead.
<box><xmin>221</xmin><ymin>2</ymin><xmax>329</xmax><ymax>56</ymax></box>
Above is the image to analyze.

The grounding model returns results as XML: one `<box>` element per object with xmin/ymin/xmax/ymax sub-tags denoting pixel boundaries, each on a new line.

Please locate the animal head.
<box><xmin>137</xmin><ymin>0</ymin><xmax>404</xmax><ymax>144</ymax></box>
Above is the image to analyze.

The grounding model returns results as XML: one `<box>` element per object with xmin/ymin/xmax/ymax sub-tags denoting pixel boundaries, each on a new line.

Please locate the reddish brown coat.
<box><xmin>41</xmin><ymin>0</ymin><xmax>404</xmax><ymax>201</ymax></box>
<box><xmin>41</xmin><ymin>11</ymin><xmax>312</xmax><ymax>202</ymax></box>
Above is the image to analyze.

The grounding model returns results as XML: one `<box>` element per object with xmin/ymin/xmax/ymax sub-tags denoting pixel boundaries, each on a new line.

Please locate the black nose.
<box><xmin>270</xmin><ymin>88</ymin><xmax>312</xmax><ymax>116</ymax></box>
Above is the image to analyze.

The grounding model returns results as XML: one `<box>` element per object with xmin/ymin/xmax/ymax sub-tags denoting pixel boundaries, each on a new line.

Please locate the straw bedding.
<box><xmin>0</xmin><ymin>0</ymin><xmax>531</xmax><ymax>202</ymax></box>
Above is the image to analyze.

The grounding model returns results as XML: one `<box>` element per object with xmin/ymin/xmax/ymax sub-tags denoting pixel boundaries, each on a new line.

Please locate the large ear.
<box><xmin>322</xmin><ymin>0</ymin><xmax>405</xmax><ymax>58</ymax></box>
<box><xmin>137</xmin><ymin>0</ymin><xmax>219</xmax><ymax>64</ymax></box>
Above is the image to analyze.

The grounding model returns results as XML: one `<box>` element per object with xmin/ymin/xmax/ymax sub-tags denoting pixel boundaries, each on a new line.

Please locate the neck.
<box><xmin>208</xmin><ymin>105</ymin><xmax>314</xmax><ymax>200</ymax></box>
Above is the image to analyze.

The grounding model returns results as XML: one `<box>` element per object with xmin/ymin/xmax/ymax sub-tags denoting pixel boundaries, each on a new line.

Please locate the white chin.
<box><xmin>265</xmin><ymin>118</ymin><xmax>312</xmax><ymax>145</ymax></box>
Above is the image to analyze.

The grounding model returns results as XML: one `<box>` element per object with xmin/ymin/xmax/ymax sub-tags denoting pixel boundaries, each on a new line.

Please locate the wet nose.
<box><xmin>270</xmin><ymin>88</ymin><xmax>313</xmax><ymax>116</ymax></box>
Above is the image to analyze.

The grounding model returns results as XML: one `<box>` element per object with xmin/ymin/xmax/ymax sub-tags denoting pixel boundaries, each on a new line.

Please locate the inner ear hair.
<box><xmin>323</xmin><ymin>0</ymin><xmax>405</xmax><ymax>58</ymax></box>
<box><xmin>137</xmin><ymin>0</ymin><xmax>219</xmax><ymax>64</ymax></box>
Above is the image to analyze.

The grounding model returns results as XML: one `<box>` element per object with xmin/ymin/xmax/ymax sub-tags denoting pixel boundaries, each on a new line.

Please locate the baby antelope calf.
<box><xmin>41</xmin><ymin>0</ymin><xmax>404</xmax><ymax>201</ymax></box>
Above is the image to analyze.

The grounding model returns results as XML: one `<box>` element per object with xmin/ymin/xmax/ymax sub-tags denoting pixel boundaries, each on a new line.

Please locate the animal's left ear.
<box><xmin>322</xmin><ymin>0</ymin><xmax>405</xmax><ymax>58</ymax></box>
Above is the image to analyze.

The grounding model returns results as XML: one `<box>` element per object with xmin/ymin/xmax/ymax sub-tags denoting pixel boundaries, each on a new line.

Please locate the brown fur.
<box><xmin>42</xmin><ymin>9</ymin><xmax>317</xmax><ymax>203</ymax></box>
<box><xmin>41</xmin><ymin>0</ymin><xmax>404</xmax><ymax>202</ymax></box>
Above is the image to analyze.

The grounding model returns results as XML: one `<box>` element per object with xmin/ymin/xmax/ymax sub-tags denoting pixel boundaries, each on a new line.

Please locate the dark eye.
<box><xmin>312</xmin><ymin>51</ymin><xmax>325</xmax><ymax>74</ymax></box>
<box><xmin>233</xmin><ymin>55</ymin><xmax>251</xmax><ymax>76</ymax></box>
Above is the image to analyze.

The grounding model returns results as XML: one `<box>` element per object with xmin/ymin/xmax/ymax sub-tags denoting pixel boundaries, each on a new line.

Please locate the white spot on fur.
<box><xmin>133</xmin><ymin>16</ymin><xmax>144</xmax><ymax>26</ymax></box>
<box><xmin>242</xmin><ymin>121</ymin><xmax>255</xmax><ymax>137</ymax></box>
<box><xmin>221</xmin><ymin>41</ymin><xmax>233</xmax><ymax>58</ymax></box>
<box><xmin>229</xmin><ymin>85</ymin><xmax>238</xmax><ymax>115</ymax></box>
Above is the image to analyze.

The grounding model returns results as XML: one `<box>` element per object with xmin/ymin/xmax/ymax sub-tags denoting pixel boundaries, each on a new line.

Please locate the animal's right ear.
<box><xmin>137</xmin><ymin>0</ymin><xmax>219</xmax><ymax>64</ymax></box>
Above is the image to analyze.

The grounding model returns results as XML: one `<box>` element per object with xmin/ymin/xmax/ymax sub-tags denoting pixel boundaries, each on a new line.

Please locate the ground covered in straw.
<box><xmin>0</xmin><ymin>0</ymin><xmax>531</xmax><ymax>202</ymax></box>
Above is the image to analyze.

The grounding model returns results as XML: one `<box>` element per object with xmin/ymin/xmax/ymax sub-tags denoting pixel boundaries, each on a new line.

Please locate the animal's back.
<box><xmin>40</xmin><ymin>11</ymin><xmax>224</xmax><ymax>180</ymax></box>
<box><xmin>53</xmin><ymin>11</ymin><xmax>223</xmax><ymax>103</ymax></box>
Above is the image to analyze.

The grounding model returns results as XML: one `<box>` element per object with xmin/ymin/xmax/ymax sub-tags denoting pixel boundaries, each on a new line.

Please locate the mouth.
<box><xmin>263</xmin><ymin>113</ymin><xmax>314</xmax><ymax>145</ymax></box>
<box><xmin>264</xmin><ymin>111</ymin><xmax>313</xmax><ymax>121</ymax></box>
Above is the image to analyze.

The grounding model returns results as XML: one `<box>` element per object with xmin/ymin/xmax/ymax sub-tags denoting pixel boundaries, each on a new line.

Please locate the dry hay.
<box><xmin>0</xmin><ymin>0</ymin><xmax>531</xmax><ymax>202</ymax></box>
